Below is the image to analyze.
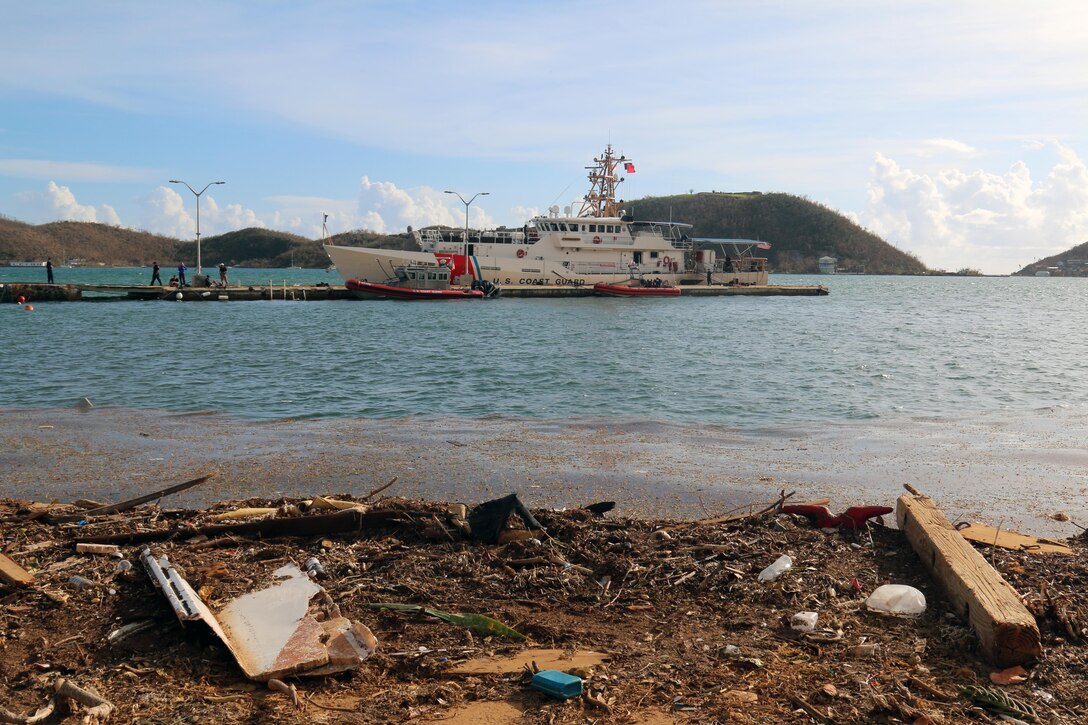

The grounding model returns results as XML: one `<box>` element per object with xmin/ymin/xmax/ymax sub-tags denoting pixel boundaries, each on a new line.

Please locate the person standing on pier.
<box><xmin>177</xmin><ymin>262</ymin><xmax>187</xmax><ymax>287</ymax></box>
<box><xmin>218</xmin><ymin>262</ymin><xmax>228</xmax><ymax>287</ymax></box>
<box><xmin>46</xmin><ymin>259</ymin><xmax>54</xmax><ymax>284</ymax></box>
<box><xmin>150</xmin><ymin>262</ymin><xmax>162</xmax><ymax>286</ymax></box>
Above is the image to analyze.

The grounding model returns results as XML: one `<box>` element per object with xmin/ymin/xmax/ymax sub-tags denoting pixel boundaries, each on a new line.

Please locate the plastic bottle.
<box><xmin>758</xmin><ymin>555</ymin><xmax>793</xmax><ymax>582</ymax></box>
<box><xmin>865</xmin><ymin>584</ymin><xmax>926</xmax><ymax>615</ymax></box>
<box><xmin>69</xmin><ymin>575</ymin><xmax>95</xmax><ymax>589</ymax></box>
<box><xmin>304</xmin><ymin>557</ymin><xmax>325</xmax><ymax>578</ymax></box>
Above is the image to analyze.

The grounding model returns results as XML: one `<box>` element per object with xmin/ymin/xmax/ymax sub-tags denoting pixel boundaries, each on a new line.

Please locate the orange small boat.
<box><xmin>593</xmin><ymin>282</ymin><xmax>680</xmax><ymax>297</ymax></box>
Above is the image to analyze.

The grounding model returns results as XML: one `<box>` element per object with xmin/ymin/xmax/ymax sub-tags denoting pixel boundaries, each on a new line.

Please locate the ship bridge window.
<box><xmin>649</xmin><ymin>252</ymin><xmax>659</xmax><ymax>259</ymax></box>
<box><xmin>589</xmin><ymin>224</ymin><xmax>597</xmax><ymax>232</ymax></box>
<box><xmin>428</xmin><ymin>272</ymin><xmax>438</xmax><ymax>280</ymax></box>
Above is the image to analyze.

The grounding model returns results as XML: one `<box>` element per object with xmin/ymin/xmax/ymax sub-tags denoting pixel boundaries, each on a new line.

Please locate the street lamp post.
<box><xmin>443</xmin><ymin>190</ymin><xmax>489</xmax><ymax>256</ymax></box>
<box><xmin>170</xmin><ymin>179</ymin><xmax>225</xmax><ymax>275</ymax></box>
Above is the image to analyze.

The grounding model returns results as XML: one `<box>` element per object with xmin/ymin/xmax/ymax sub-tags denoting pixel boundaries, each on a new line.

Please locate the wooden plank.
<box><xmin>0</xmin><ymin>552</ymin><xmax>34</xmax><ymax>586</ymax></box>
<box><xmin>958</xmin><ymin>522</ymin><xmax>1075</xmax><ymax>555</ymax></box>
<box><xmin>897</xmin><ymin>494</ymin><xmax>1041</xmax><ymax>667</ymax></box>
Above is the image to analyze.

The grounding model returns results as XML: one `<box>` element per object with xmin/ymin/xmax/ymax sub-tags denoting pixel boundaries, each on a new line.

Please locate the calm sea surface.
<box><xmin>3</xmin><ymin>266</ymin><xmax>1087</xmax><ymax>425</ymax></box>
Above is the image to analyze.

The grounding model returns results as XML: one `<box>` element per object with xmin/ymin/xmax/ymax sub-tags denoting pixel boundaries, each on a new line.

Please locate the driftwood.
<box><xmin>75</xmin><ymin>508</ymin><xmax>422</xmax><ymax>545</ymax></box>
<box><xmin>0</xmin><ymin>678</ymin><xmax>113</xmax><ymax>724</ymax></box>
<box><xmin>896</xmin><ymin>491</ymin><xmax>1041</xmax><ymax>666</ymax></box>
<box><xmin>46</xmin><ymin>474</ymin><xmax>216</xmax><ymax>523</ymax></box>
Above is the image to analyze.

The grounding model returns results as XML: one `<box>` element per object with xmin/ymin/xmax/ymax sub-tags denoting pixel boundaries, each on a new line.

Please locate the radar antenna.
<box><xmin>578</xmin><ymin>144</ymin><xmax>630</xmax><ymax>218</ymax></box>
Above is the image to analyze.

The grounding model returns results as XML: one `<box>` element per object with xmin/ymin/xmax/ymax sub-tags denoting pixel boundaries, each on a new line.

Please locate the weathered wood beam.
<box><xmin>896</xmin><ymin>493</ymin><xmax>1041</xmax><ymax>666</ymax></box>
<box><xmin>0</xmin><ymin>552</ymin><xmax>34</xmax><ymax>587</ymax></box>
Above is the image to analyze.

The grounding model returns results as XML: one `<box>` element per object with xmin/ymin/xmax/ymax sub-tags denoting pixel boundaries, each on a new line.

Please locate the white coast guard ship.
<box><xmin>324</xmin><ymin>145</ymin><xmax>769</xmax><ymax>288</ymax></box>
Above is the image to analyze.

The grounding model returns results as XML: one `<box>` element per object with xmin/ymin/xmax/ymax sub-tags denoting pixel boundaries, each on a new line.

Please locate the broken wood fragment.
<box><xmin>360</xmin><ymin>476</ymin><xmax>398</xmax><ymax>502</ymax></box>
<box><xmin>208</xmin><ymin>507</ymin><xmax>278</xmax><ymax>521</ymax></box>
<box><xmin>897</xmin><ymin>492</ymin><xmax>1041</xmax><ymax>666</ymax></box>
<box><xmin>957</xmin><ymin>521</ymin><xmax>1074</xmax><ymax>555</ymax></box>
<box><xmin>75</xmin><ymin>543</ymin><xmax>120</xmax><ymax>556</ymax></box>
<box><xmin>0</xmin><ymin>552</ymin><xmax>34</xmax><ymax>587</ymax></box>
<box><xmin>47</xmin><ymin>474</ymin><xmax>216</xmax><ymax>523</ymax></box>
<box><xmin>75</xmin><ymin>508</ymin><xmax>420</xmax><ymax>545</ymax></box>
<box><xmin>55</xmin><ymin>678</ymin><xmax>114</xmax><ymax>722</ymax></box>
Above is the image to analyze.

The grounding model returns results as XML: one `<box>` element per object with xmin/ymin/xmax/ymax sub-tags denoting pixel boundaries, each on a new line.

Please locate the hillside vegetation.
<box><xmin>625</xmin><ymin>192</ymin><xmax>926</xmax><ymax>274</ymax></box>
<box><xmin>1</xmin><ymin>192</ymin><xmax>927</xmax><ymax>273</ymax></box>
<box><xmin>1014</xmin><ymin>239</ymin><xmax>1088</xmax><ymax>277</ymax></box>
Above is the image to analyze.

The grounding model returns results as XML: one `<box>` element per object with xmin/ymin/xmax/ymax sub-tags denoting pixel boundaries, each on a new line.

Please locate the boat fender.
<box><xmin>662</xmin><ymin>256</ymin><xmax>671</xmax><ymax>266</ymax></box>
<box><xmin>516</xmin><ymin>248</ymin><xmax>526</xmax><ymax>258</ymax></box>
<box><xmin>592</xmin><ymin>236</ymin><xmax>601</xmax><ymax>244</ymax></box>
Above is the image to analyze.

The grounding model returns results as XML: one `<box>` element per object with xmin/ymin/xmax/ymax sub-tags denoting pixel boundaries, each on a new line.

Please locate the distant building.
<box><xmin>818</xmin><ymin>256</ymin><xmax>837</xmax><ymax>274</ymax></box>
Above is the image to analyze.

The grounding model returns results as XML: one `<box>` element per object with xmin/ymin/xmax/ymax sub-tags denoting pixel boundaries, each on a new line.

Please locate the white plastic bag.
<box><xmin>865</xmin><ymin>584</ymin><xmax>926</xmax><ymax>615</ymax></box>
<box><xmin>758</xmin><ymin>555</ymin><xmax>793</xmax><ymax>582</ymax></box>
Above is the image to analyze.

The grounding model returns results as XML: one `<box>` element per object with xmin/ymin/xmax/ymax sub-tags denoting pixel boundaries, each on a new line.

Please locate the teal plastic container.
<box><xmin>531</xmin><ymin>670</ymin><xmax>583</xmax><ymax>699</ymax></box>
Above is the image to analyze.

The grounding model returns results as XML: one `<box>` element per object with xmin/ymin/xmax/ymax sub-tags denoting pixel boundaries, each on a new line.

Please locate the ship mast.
<box><xmin>577</xmin><ymin>144</ymin><xmax>630</xmax><ymax>218</ymax></box>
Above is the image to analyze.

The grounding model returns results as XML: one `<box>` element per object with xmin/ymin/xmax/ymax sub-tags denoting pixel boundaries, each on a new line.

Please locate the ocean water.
<box><xmin>2</xmin><ymin>267</ymin><xmax>1087</xmax><ymax>424</ymax></box>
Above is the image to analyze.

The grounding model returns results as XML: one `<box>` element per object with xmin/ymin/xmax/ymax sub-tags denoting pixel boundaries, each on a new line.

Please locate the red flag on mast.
<box><xmin>624</xmin><ymin>162</ymin><xmax>635</xmax><ymax>174</ymax></box>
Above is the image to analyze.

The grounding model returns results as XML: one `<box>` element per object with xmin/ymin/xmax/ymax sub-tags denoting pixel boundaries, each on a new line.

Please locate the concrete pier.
<box><xmin>0</xmin><ymin>283</ymin><xmax>82</xmax><ymax>302</ymax></box>
<box><xmin>7</xmin><ymin>281</ymin><xmax>829</xmax><ymax>302</ymax></box>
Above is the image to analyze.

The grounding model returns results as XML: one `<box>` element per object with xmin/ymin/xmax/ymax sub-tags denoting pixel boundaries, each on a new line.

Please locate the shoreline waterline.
<box><xmin>5</xmin><ymin>405</ymin><xmax>1084</xmax><ymax>539</ymax></box>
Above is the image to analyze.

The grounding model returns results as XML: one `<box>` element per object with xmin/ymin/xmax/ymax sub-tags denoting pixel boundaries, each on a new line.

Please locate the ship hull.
<box><xmin>324</xmin><ymin>244</ymin><xmax>767</xmax><ymax>287</ymax></box>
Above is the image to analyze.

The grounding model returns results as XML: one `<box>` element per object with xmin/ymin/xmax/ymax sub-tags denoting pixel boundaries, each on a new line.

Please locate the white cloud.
<box><xmin>919</xmin><ymin>139</ymin><xmax>978</xmax><ymax>157</ymax></box>
<box><xmin>0</xmin><ymin>159</ymin><xmax>157</xmax><ymax>182</ymax></box>
<box><xmin>16</xmin><ymin>181</ymin><xmax>122</xmax><ymax>225</ymax></box>
<box><xmin>859</xmin><ymin>141</ymin><xmax>1088</xmax><ymax>274</ymax></box>
<box><xmin>137</xmin><ymin>186</ymin><xmax>264</xmax><ymax>238</ymax></box>
<box><xmin>205</xmin><ymin>198</ymin><xmax>265</xmax><ymax>232</ymax></box>
<box><xmin>354</xmin><ymin>177</ymin><xmax>493</xmax><ymax>234</ymax></box>
<box><xmin>510</xmin><ymin>206</ymin><xmax>541</xmax><ymax>223</ymax></box>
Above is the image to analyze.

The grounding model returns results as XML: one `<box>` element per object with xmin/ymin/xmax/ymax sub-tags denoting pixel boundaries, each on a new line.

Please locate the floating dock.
<box><xmin>3</xmin><ymin>282</ymin><xmax>828</xmax><ymax>303</ymax></box>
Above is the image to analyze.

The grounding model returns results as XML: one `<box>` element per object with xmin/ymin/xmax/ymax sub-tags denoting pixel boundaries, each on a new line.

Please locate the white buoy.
<box><xmin>175</xmin><ymin>292</ymin><xmax>183</xmax><ymax>301</ymax></box>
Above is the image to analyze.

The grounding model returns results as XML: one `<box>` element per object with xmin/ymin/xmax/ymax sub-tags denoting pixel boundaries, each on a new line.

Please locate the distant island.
<box><xmin>1</xmin><ymin>192</ymin><xmax>1049</xmax><ymax>275</ymax></box>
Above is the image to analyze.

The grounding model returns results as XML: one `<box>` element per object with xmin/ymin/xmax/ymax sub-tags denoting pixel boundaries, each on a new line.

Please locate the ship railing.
<box><xmin>416</xmin><ymin>228</ymin><xmax>445</xmax><ymax>251</ymax></box>
<box><xmin>721</xmin><ymin>258</ymin><xmax>767</xmax><ymax>273</ymax></box>
<box><xmin>567</xmin><ymin>261</ymin><xmax>631</xmax><ymax>274</ymax></box>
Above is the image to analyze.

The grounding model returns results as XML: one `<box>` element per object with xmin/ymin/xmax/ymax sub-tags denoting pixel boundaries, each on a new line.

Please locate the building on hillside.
<box><xmin>818</xmin><ymin>256</ymin><xmax>837</xmax><ymax>274</ymax></box>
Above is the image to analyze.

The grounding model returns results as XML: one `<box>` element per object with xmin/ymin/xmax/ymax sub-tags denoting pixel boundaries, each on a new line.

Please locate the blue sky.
<box><xmin>1</xmin><ymin>1</ymin><xmax>1085</xmax><ymax>274</ymax></box>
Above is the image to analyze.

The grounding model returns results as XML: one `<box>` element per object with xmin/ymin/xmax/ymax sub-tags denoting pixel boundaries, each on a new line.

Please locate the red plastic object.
<box><xmin>782</xmin><ymin>504</ymin><xmax>893</xmax><ymax>530</ymax></box>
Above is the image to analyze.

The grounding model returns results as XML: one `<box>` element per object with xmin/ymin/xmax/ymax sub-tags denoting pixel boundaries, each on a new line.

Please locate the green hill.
<box><xmin>623</xmin><ymin>192</ymin><xmax>927</xmax><ymax>274</ymax></box>
<box><xmin>1</xmin><ymin>192</ymin><xmax>928</xmax><ymax>273</ymax></box>
<box><xmin>0</xmin><ymin>217</ymin><xmax>178</xmax><ymax>266</ymax></box>
<box><xmin>1013</xmin><ymin>240</ymin><xmax>1088</xmax><ymax>277</ymax></box>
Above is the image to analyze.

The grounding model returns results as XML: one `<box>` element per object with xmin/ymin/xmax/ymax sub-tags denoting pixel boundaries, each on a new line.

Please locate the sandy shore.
<box><xmin>4</xmin><ymin>405</ymin><xmax>1085</xmax><ymax>537</ymax></box>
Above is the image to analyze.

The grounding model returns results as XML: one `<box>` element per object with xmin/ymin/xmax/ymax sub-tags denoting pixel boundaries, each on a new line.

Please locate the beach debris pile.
<box><xmin>1</xmin><ymin>476</ymin><xmax>1086</xmax><ymax>723</ymax></box>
